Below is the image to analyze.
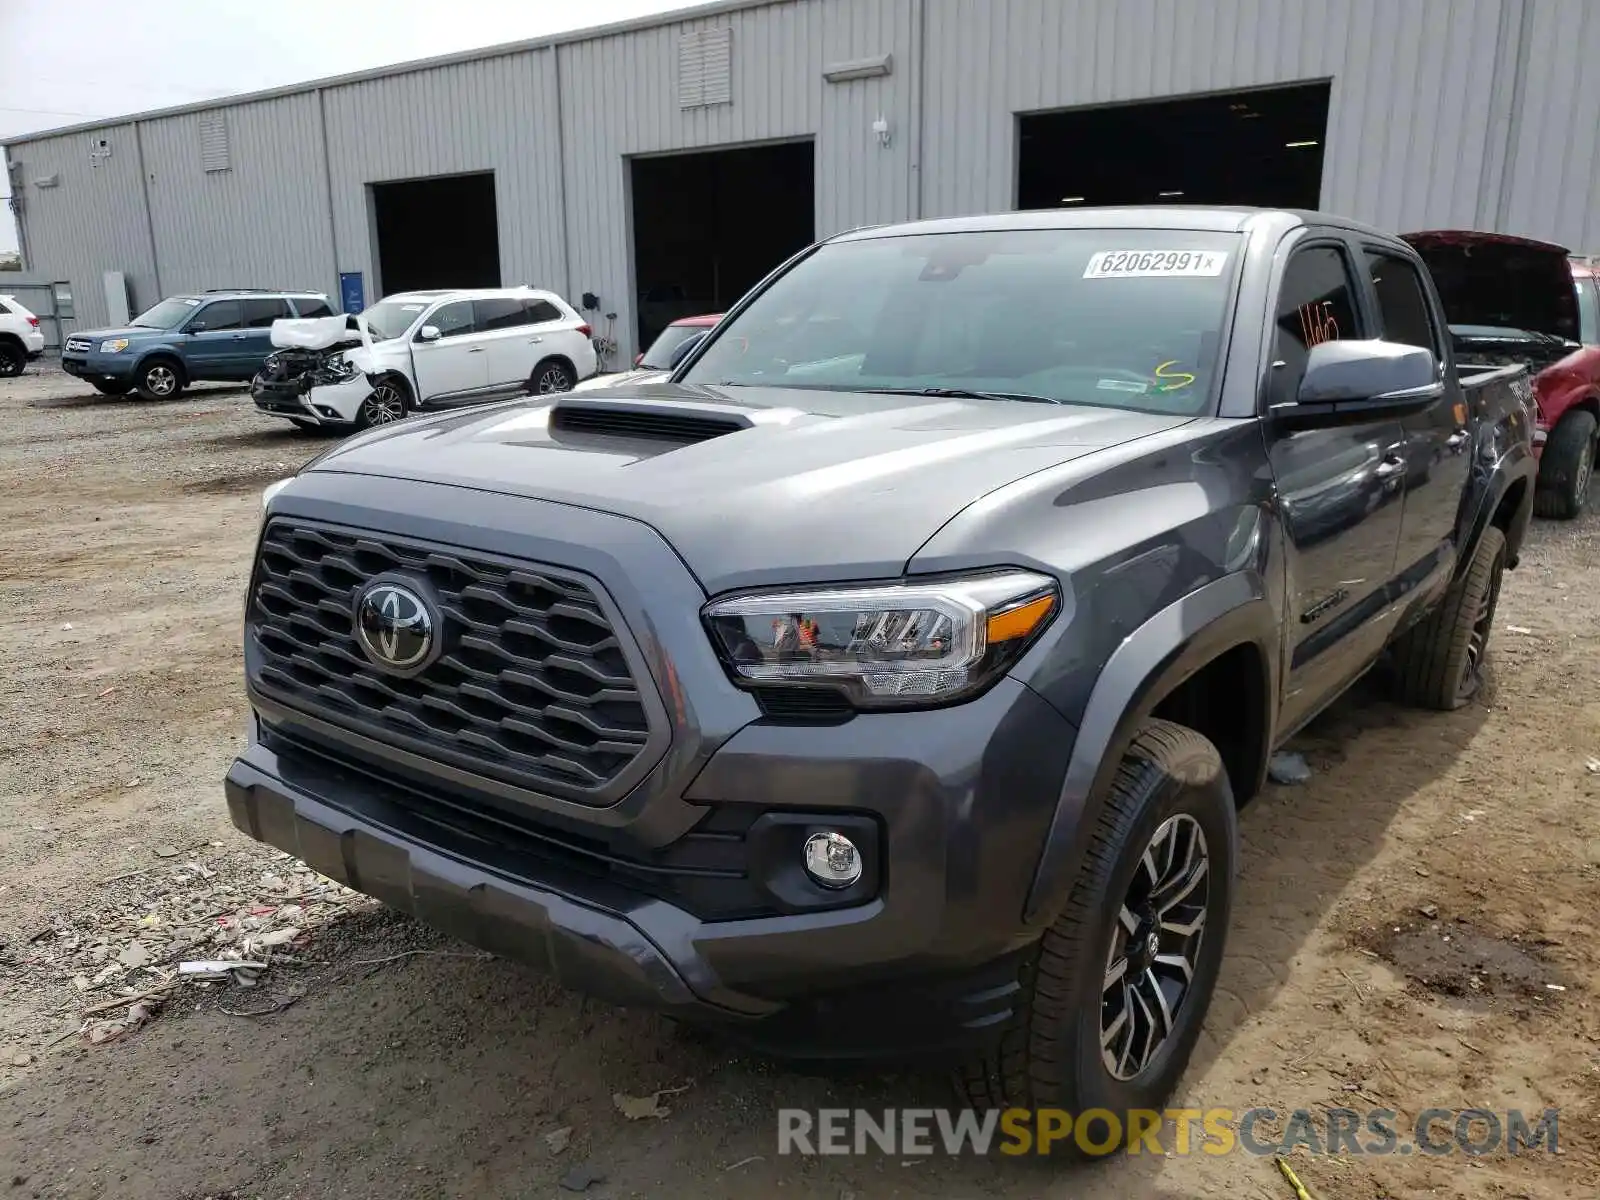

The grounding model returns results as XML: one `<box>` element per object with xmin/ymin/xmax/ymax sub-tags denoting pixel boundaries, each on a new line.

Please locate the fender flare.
<box><xmin>1459</xmin><ymin>443</ymin><xmax>1537</xmax><ymax>576</ymax></box>
<box><xmin>131</xmin><ymin>346</ymin><xmax>187</xmax><ymax>384</ymax></box>
<box><xmin>1022</xmin><ymin>570</ymin><xmax>1279</xmax><ymax>926</ymax></box>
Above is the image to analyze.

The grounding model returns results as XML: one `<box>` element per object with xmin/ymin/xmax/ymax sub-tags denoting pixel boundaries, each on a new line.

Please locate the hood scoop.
<box><xmin>548</xmin><ymin>396</ymin><xmax>752</xmax><ymax>444</ymax></box>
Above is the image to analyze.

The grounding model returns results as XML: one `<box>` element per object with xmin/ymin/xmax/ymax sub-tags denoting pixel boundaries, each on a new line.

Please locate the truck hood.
<box><xmin>1402</xmin><ymin>230</ymin><xmax>1580</xmax><ymax>344</ymax></box>
<box><xmin>302</xmin><ymin>383</ymin><xmax>1194</xmax><ymax>592</ymax></box>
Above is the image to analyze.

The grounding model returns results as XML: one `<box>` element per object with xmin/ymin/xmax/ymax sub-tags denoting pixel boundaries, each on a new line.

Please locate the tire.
<box><xmin>1532</xmin><ymin>408</ymin><xmax>1596</xmax><ymax>519</ymax></box>
<box><xmin>530</xmin><ymin>358</ymin><xmax>575</xmax><ymax>395</ymax></box>
<box><xmin>354</xmin><ymin>376</ymin><xmax>409</xmax><ymax>430</ymax></box>
<box><xmin>92</xmin><ymin>380</ymin><xmax>133</xmax><ymax>396</ymax></box>
<box><xmin>135</xmin><ymin>359</ymin><xmax>183</xmax><ymax>401</ymax></box>
<box><xmin>1391</xmin><ymin>525</ymin><xmax>1506</xmax><ymax>711</ymax></box>
<box><xmin>956</xmin><ymin>719</ymin><xmax>1237</xmax><ymax>1156</ymax></box>
<box><xmin>0</xmin><ymin>340</ymin><xmax>23</xmax><ymax>378</ymax></box>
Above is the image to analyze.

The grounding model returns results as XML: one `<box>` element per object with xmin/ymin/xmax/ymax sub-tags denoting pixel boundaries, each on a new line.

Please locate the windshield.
<box><xmin>133</xmin><ymin>297</ymin><xmax>202</xmax><ymax>329</ymax></box>
<box><xmin>1576</xmin><ymin>276</ymin><xmax>1599</xmax><ymax>345</ymax></box>
<box><xmin>640</xmin><ymin>323</ymin><xmax>709</xmax><ymax>370</ymax></box>
<box><xmin>359</xmin><ymin>299</ymin><xmax>430</xmax><ymax>342</ymax></box>
<box><xmin>680</xmin><ymin>229</ymin><xmax>1241</xmax><ymax>414</ymax></box>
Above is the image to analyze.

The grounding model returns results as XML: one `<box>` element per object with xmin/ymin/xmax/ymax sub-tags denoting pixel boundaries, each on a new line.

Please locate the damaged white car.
<box><xmin>250</xmin><ymin>287</ymin><xmax>598</xmax><ymax>431</ymax></box>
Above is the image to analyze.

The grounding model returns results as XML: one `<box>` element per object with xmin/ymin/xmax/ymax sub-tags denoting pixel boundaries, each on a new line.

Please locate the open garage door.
<box><xmin>1017</xmin><ymin>83</ymin><xmax>1331</xmax><ymax>212</ymax></box>
<box><xmin>371</xmin><ymin>172</ymin><xmax>501</xmax><ymax>296</ymax></box>
<box><xmin>630</xmin><ymin>141</ymin><xmax>814</xmax><ymax>350</ymax></box>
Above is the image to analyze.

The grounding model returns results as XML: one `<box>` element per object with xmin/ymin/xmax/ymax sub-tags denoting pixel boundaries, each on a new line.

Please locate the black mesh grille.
<box><xmin>249</xmin><ymin>521</ymin><xmax>656</xmax><ymax>799</ymax></box>
<box><xmin>550</xmin><ymin>404</ymin><xmax>744</xmax><ymax>443</ymax></box>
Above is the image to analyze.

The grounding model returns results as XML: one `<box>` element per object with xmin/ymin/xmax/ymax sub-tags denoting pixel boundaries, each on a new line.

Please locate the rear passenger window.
<box><xmin>188</xmin><ymin>300</ymin><xmax>242</xmax><ymax>332</ymax></box>
<box><xmin>242</xmin><ymin>298</ymin><xmax>292</xmax><ymax>328</ymax></box>
<box><xmin>474</xmin><ymin>298</ymin><xmax>528</xmax><ymax>330</ymax></box>
<box><xmin>1270</xmin><ymin>246</ymin><xmax>1360</xmax><ymax>408</ymax></box>
<box><xmin>294</xmin><ymin>298</ymin><xmax>334</xmax><ymax>319</ymax></box>
<box><xmin>1364</xmin><ymin>252</ymin><xmax>1439</xmax><ymax>354</ymax></box>
<box><xmin>524</xmin><ymin>300</ymin><xmax>564</xmax><ymax>324</ymax></box>
<box><xmin>425</xmin><ymin>301</ymin><xmax>476</xmax><ymax>339</ymax></box>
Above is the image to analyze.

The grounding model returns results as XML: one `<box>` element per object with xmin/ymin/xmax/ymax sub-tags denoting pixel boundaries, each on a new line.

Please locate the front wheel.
<box><xmin>531</xmin><ymin>358</ymin><xmax>575</xmax><ymax>394</ymax></box>
<box><xmin>135</xmin><ymin>360</ymin><xmax>183</xmax><ymax>401</ymax></box>
<box><xmin>1391</xmin><ymin>525</ymin><xmax>1506</xmax><ymax>710</ymax></box>
<box><xmin>1533</xmin><ymin>409</ymin><xmax>1596</xmax><ymax>519</ymax></box>
<box><xmin>957</xmin><ymin>720</ymin><xmax>1237</xmax><ymax>1155</ymax></box>
<box><xmin>354</xmin><ymin>377</ymin><xmax>409</xmax><ymax>430</ymax></box>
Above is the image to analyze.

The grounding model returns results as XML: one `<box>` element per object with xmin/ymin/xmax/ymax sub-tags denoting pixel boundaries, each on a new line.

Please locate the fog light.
<box><xmin>802</xmin><ymin>831</ymin><xmax>862</xmax><ymax>889</ymax></box>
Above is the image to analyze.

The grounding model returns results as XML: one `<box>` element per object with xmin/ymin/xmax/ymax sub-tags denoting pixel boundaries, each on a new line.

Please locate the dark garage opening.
<box><xmin>371</xmin><ymin>172</ymin><xmax>501</xmax><ymax>296</ymax></box>
<box><xmin>630</xmin><ymin>141</ymin><xmax>814</xmax><ymax>349</ymax></box>
<box><xmin>1017</xmin><ymin>82</ymin><xmax>1331</xmax><ymax>212</ymax></box>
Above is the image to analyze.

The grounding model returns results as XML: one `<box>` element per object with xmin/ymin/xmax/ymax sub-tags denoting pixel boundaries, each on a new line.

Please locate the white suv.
<box><xmin>251</xmin><ymin>286</ymin><xmax>598</xmax><ymax>430</ymax></box>
<box><xmin>0</xmin><ymin>294</ymin><xmax>46</xmax><ymax>377</ymax></box>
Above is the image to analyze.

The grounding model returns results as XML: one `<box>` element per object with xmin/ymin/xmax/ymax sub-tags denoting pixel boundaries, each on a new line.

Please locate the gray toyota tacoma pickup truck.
<box><xmin>228</xmin><ymin>207</ymin><xmax>1535</xmax><ymax>1123</ymax></box>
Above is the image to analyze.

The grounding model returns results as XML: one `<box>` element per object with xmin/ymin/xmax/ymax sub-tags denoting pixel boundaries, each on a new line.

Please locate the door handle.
<box><xmin>529</xmin><ymin>336</ymin><xmax>543</xmax><ymax>344</ymax></box>
<box><xmin>1374</xmin><ymin>457</ymin><xmax>1406</xmax><ymax>479</ymax></box>
<box><xmin>466</xmin><ymin>347</ymin><xmax>486</xmax><ymax>354</ymax></box>
<box><xmin>1445</xmin><ymin>429</ymin><xmax>1470</xmax><ymax>450</ymax></box>
<box><xmin>231</xmin><ymin>333</ymin><xmax>248</xmax><ymax>340</ymax></box>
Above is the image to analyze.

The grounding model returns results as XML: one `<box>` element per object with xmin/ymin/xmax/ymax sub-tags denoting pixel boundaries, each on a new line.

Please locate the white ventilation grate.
<box><xmin>199</xmin><ymin>114</ymin><xmax>231</xmax><ymax>173</ymax></box>
<box><xmin>678</xmin><ymin>27</ymin><xmax>732</xmax><ymax>108</ymax></box>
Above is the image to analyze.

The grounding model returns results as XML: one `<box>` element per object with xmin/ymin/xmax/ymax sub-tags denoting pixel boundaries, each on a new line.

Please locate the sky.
<box><xmin>0</xmin><ymin>0</ymin><xmax>693</xmax><ymax>255</ymax></box>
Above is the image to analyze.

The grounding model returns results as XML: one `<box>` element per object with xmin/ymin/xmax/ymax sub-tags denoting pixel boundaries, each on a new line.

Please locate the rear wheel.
<box><xmin>957</xmin><ymin>720</ymin><xmax>1236</xmax><ymax>1157</ymax></box>
<box><xmin>0</xmin><ymin>340</ymin><xmax>23</xmax><ymax>377</ymax></box>
<box><xmin>531</xmin><ymin>358</ymin><xmax>575</xmax><ymax>394</ymax></box>
<box><xmin>355</xmin><ymin>377</ymin><xmax>409</xmax><ymax>429</ymax></box>
<box><xmin>1391</xmin><ymin>525</ymin><xmax>1506</xmax><ymax>710</ymax></box>
<box><xmin>1533</xmin><ymin>409</ymin><xmax>1596</xmax><ymax>519</ymax></box>
<box><xmin>92</xmin><ymin>380</ymin><xmax>133</xmax><ymax>396</ymax></box>
<box><xmin>135</xmin><ymin>360</ymin><xmax>183</xmax><ymax>401</ymax></box>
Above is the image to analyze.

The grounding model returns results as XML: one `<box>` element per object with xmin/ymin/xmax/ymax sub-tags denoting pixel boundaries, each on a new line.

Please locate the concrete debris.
<box><xmin>558</xmin><ymin>1165</ymin><xmax>607</xmax><ymax>1192</ymax></box>
<box><xmin>1268</xmin><ymin>751</ymin><xmax>1313</xmax><ymax>785</ymax></box>
<box><xmin>9</xmin><ymin>843</ymin><xmax>366</xmax><ymax>1048</ymax></box>
<box><xmin>613</xmin><ymin>1083</ymin><xmax>692</xmax><ymax>1120</ymax></box>
<box><xmin>544</xmin><ymin>1126</ymin><xmax>573</xmax><ymax>1154</ymax></box>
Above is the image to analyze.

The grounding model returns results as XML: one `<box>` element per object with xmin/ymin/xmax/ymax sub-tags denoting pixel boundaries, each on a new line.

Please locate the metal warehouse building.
<box><xmin>6</xmin><ymin>0</ymin><xmax>1600</xmax><ymax>361</ymax></box>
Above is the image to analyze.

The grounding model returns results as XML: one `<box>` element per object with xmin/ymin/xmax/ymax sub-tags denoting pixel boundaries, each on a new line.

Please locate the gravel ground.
<box><xmin>1</xmin><ymin>362</ymin><xmax>1597</xmax><ymax>1198</ymax></box>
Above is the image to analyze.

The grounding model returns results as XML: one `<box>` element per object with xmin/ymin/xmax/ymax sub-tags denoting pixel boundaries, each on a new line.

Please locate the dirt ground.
<box><xmin>1</xmin><ymin>363</ymin><xmax>1597</xmax><ymax>1199</ymax></box>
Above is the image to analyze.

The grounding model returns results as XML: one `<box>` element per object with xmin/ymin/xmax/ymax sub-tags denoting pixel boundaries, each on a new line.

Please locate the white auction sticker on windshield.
<box><xmin>1083</xmin><ymin>250</ymin><xmax>1228</xmax><ymax>279</ymax></box>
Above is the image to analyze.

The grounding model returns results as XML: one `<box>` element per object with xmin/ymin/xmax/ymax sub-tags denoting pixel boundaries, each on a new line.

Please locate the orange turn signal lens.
<box><xmin>985</xmin><ymin>593</ymin><xmax>1056</xmax><ymax>643</ymax></box>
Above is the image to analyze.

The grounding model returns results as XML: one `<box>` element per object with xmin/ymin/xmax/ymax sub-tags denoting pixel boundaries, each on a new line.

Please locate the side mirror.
<box><xmin>1272</xmin><ymin>340</ymin><xmax>1443</xmax><ymax>430</ymax></box>
<box><xmin>417</xmin><ymin>325</ymin><xmax>441</xmax><ymax>343</ymax></box>
<box><xmin>668</xmin><ymin>330</ymin><xmax>709</xmax><ymax>369</ymax></box>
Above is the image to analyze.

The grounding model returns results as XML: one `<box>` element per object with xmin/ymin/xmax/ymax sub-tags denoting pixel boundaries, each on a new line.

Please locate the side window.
<box><xmin>293</xmin><ymin>298</ymin><xmax>334</xmax><ymax>319</ymax></box>
<box><xmin>525</xmin><ymin>299</ymin><xmax>564</xmax><ymax>324</ymax></box>
<box><xmin>1270</xmin><ymin>245</ymin><xmax>1361</xmax><ymax>407</ymax></box>
<box><xmin>242</xmin><ymin>298</ymin><xmax>292</xmax><ymax>328</ymax></box>
<box><xmin>474</xmin><ymin>297</ymin><xmax>528</xmax><ymax>331</ymax></box>
<box><xmin>187</xmin><ymin>300</ymin><xmax>242</xmax><ymax>332</ymax></box>
<box><xmin>1363</xmin><ymin>251</ymin><xmax>1440</xmax><ymax>355</ymax></box>
<box><xmin>424</xmin><ymin>301</ymin><xmax>476</xmax><ymax>339</ymax></box>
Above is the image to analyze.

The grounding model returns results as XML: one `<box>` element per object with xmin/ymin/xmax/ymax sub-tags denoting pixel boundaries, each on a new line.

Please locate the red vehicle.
<box><xmin>1405</xmin><ymin>231</ymin><xmax>1600</xmax><ymax>517</ymax></box>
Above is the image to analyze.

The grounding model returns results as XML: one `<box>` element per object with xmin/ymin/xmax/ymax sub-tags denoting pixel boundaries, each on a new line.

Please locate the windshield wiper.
<box><xmin>865</xmin><ymin>386</ymin><xmax>1068</xmax><ymax>406</ymax></box>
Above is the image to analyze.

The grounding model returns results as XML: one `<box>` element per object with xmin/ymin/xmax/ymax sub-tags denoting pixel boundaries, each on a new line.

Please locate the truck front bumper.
<box><xmin>227</xmin><ymin>669</ymin><xmax>1074</xmax><ymax>1059</ymax></box>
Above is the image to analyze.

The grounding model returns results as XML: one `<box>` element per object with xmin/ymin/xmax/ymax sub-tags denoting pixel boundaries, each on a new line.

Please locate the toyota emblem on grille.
<box><xmin>354</xmin><ymin>580</ymin><xmax>436</xmax><ymax>672</ymax></box>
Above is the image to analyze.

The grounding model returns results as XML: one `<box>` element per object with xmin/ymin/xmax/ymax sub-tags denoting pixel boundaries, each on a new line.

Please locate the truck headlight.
<box><xmin>99</xmin><ymin>338</ymin><xmax>130</xmax><ymax>353</ymax></box>
<box><xmin>261</xmin><ymin>477</ymin><xmax>294</xmax><ymax>513</ymax></box>
<box><xmin>703</xmin><ymin>570</ymin><xmax>1059</xmax><ymax>709</ymax></box>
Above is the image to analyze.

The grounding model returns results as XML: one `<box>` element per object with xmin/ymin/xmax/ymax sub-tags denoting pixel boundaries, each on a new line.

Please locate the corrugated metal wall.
<box><xmin>322</xmin><ymin>52</ymin><xmax>568</xmax><ymax>300</ymax></box>
<box><xmin>918</xmin><ymin>0</ymin><xmax>1510</xmax><ymax>232</ymax></box>
<box><xmin>4</xmin><ymin>123</ymin><xmax>156</xmax><ymax>333</ymax></box>
<box><xmin>140</xmin><ymin>94</ymin><xmax>334</xmax><ymax>301</ymax></box>
<box><xmin>7</xmin><ymin>0</ymin><xmax>1600</xmax><ymax>346</ymax></box>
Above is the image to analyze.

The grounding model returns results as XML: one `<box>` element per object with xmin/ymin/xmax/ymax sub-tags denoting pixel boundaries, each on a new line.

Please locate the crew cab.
<box><xmin>1404</xmin><ymin>231</ymin><xmax>1600</xmax><ymax>517</ymax></box>
<box><xmin>61</xmin><ymin>290</ymin><xmax>334</xmax><ymax>399</ymax></box>
<box><xmin>228</xmin><ymin>208</ymin><xmax>1534</xmax><ymax>1134</ymax></box>
<box><xmin>250</xmin><ymin>287</ymin><xmax>598</xmax><ymax>431</ymax></box>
